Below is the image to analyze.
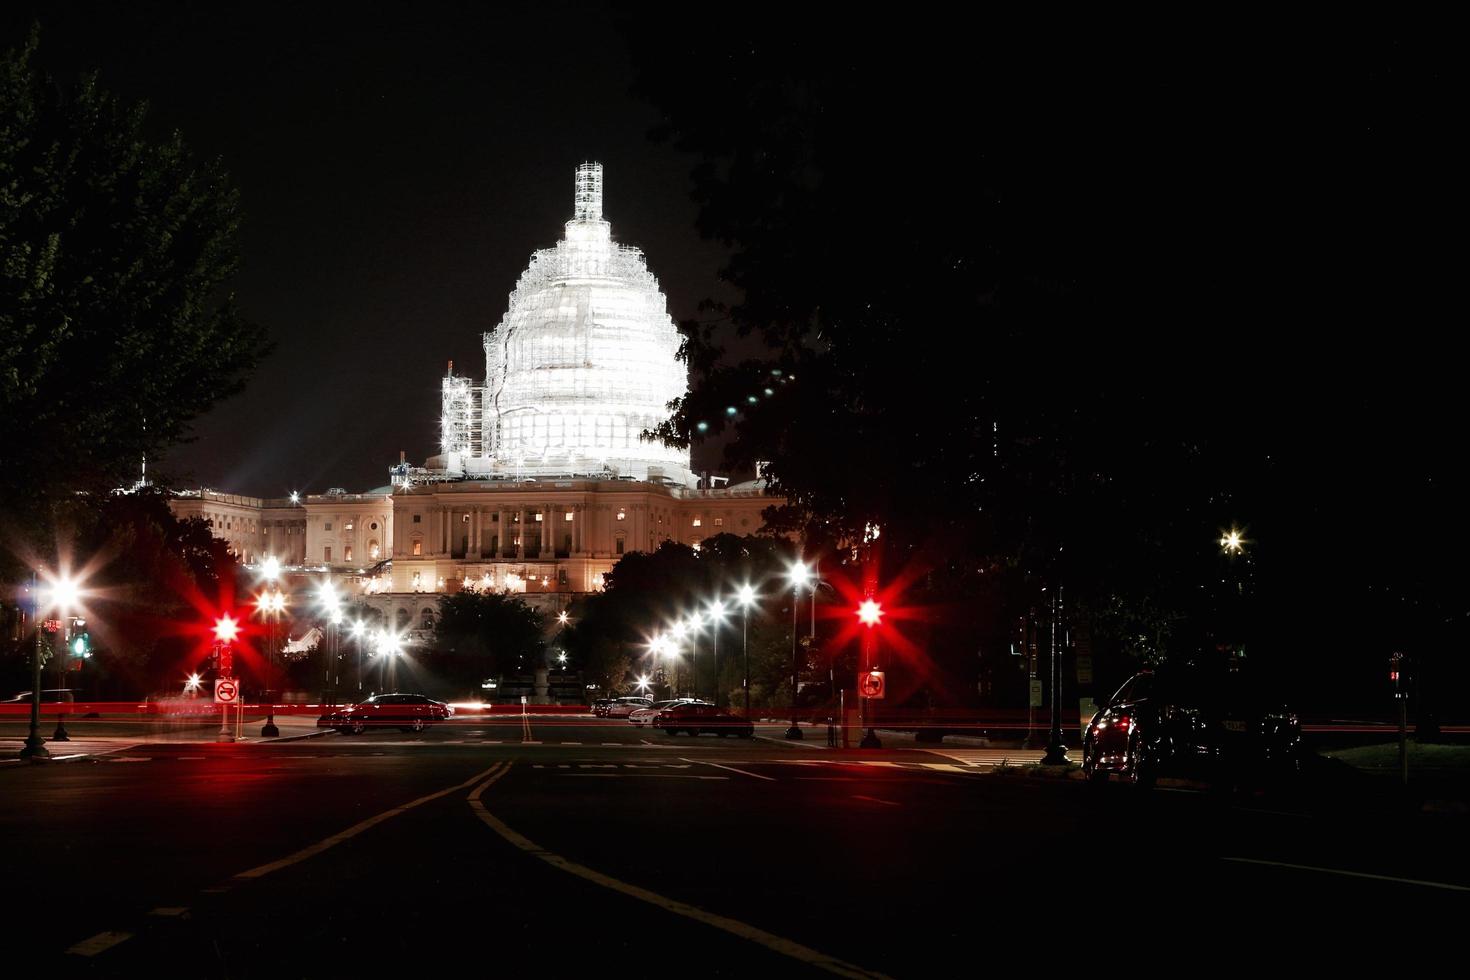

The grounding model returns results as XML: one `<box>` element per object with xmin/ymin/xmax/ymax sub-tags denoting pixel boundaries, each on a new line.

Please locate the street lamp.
<box><xmin>785</xmin><ymin>560</ymin><xmax>813</xmax><ymax>740</ymax></box>
<box><xmin>706</xmin><ymin>599</ymin><xmax>726</xmax><ymax>707</ymax></box>
<box><xmin>1220</xmin><ymin>528</ymin><xmax>1245</xmax><ymax>555</ymax></box>
<box><xmin>735</xmin><ymin>584</ymin><xmax>758</xmax><ymax>716</ymax></box>
<box><xmin>45</xmin><ymin>574</ymin><xmax>83</xmax><ymax>743</ymax></box>
<box><xmin>20</xmin><ymin>570</ymin><xmax>87</xmax><ymax>759</ymax></box>
<box><xmin>687</xmin><ymin>612</ymin><xmax>706</xmax><ymax>700</ymax></box>
<box><xmin>349</xmin><ymin>619</ymin><xmax>366</xmax><ymax>692</ymax></box>
<box><xmin>256</xmin><ymin>587</ymin><xmax>287</xmax><ymax>737</ymax></box>
<box><xmin>317</xmin><ymin>579</ymin><xmax>340</xmax><ymax>704</ymax></box>
<box><xmin>670</xmin><ymin>619</ymin><xmax>689</xmax><ymax>696</ymax></box>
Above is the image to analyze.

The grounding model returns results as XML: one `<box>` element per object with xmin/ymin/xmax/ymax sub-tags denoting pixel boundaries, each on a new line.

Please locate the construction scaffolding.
<box><xmin>476</xmin><ymin>162</ymin><xmax>690</xmax><ymax>483</ymax></box>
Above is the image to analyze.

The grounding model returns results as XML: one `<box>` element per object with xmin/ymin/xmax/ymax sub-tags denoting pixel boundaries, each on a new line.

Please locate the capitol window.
<box><xmin>413</xmin><ymin>514</ymin><xmax>421</xmax><ymax>523</ymax></box>
<box><xmin>370</xmin><ymin>522</ymin><xmax>378</xmax><ymax>530</ymax></box>
<box><xmin>344</xmin><ymin>546</ymin><xmax>353</xmax><ymax>562</ymax></box>
<box><xmin>714</xmin><ymin>518</ymin><xmax>723</xmax><ymax>527</ymax></box>
<box><xmin>616</xmin><ymin>511</ymin><xmax>625</xmax><ymax>521</ymax></box>
<box><xmin>412</xmin><ymin>541</ymin><xmax>422</xmax><ymax>556</ymax></box>
<box><xmin>564</xmin><ymin>512</ymin><xmax>574</xmax><ymax>521</ymax></box>
<box><xmin>345</xmin><ymin>522</ymin><xmax>354</xmax><ymax>531</ymax></box>
<box><xmin>692</xmin><ymin>518</ymin><xmax>702</xmax><ymax>527</ymax></box>
<box><xmin>324</xmin><ymin>522</ymin><xmax>332</xmax><ymax>531</ymax></box>
<box><xmin>534</xmin><ymin>512</ymin><xmax>544</xmax><ymax>522</ymax></box>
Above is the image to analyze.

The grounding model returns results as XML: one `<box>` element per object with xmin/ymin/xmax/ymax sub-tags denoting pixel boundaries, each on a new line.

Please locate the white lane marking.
<box><xmin>467</xmin><ymin>772</ymin><xmax>891</xmax><ymax>979</ymax></box>
<box><xmin>1221</xmin><ymin>856</ymin><xmax>1470</xmax><ymax>892</ymax></box>
<box><xmin>149</xmin><ymin>907</ymin><xmax>189</xmax><ymax>917</ymax></box>
<box><xmin>561</xmin><ymin>741</ymin><xmax>582</xmax><ymax>745</ymax></box>
<box><xmin>66</xmin><ymin>931</ymin><xmax>133</xmax><ymax>956</ymax></box>
<box><xmin>109</xmin><ymin>756</ymin><xmax>152</xmax><ymax>762</ymax></box>
<box><xmin>177</xmin><ymin>756</ymin><xmax>207</xmax><ymax>761</ymax></box>
<box><xmin>852</xmin><ymin>795</ymin><xmax>901</xmax><ymax>806</ymax></box>
<box><xmin>683</xmin><ymin>758</ymin><xmax>775</xmax><ymax>781</ymax></box>
<box><xmin>233</xmin><ymin>761</ymin><xmax>507</xmax><ymax>880</ymax></box>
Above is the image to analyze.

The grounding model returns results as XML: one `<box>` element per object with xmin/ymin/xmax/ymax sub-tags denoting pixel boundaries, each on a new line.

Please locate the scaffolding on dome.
<box><xmin>439</xmin><ymin>369</ymin><xmax>482</xmax><ymax>458</ymax></box>
<box><xmin>405</xmin><ymin>163</ymin><xmax>691</xmax><ymax>488</ymax></box>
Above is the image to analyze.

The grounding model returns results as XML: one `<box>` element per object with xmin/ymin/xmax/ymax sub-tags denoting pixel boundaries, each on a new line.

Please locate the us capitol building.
<box><xmin>169</xmin><ymin>163</ymin><xmax>772</xmax><ymax>630</ymax></box>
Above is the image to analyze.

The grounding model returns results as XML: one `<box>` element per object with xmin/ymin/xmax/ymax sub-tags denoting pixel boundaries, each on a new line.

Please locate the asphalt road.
<box><xmin>3</xmin><ymin>715</ymin><xmax>1465</xmax><ymax>977</ymax></box>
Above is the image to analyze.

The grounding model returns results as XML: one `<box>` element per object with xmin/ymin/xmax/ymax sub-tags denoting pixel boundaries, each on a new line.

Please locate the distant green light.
<box><xmin>696</xmin><ymin>421</ymin><xmax>709</xmax><ymax>433</ymax></box>
<box><xmin>725</xmin><ymin>406</ymin><xmax>737</xmax><ymax>416</ymax></box>
<box><xmin>747</xmin><ymin>395</ymin><xmax>758</xmax><ymax>404</ymax></box>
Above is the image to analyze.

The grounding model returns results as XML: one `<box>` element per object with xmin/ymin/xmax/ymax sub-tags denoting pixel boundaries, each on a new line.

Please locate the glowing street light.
<box><xmin>256</xmin><ymin>587</ymin><xmax>288</xmax><ymax>736</ymax></box>
<box><xmin>857</xmin><ymin>599</ymin><xmax>884</xmax><ymax>627</ymax></box>
<box><xmin>260</xmin><ymin>555</ymin><xmax>281</xmax><ymax>583</ymax></box>
<box><xmin>735</xmin><ymin>584</ymin><xmax>759</xmax><ymax>716</ymax></box>
<box><xmin>317</xmin><ymin>579</ymin><xmax>342</xmax><ymax>703</ymax></box>
<box><xmin>1220</xmin><ymin>528</ymin><xmax>1245</xmax><ymax>555</ymax></box>
<box><xmin>557</xmin><ymin>611</ymin><xmax>570</xmax><ymax>626</ymax></box>
<box><xmin>186</xmin><ymin>673</ymin><xmax>202</xmax><ymax>694</ymax></box>
<box><xmin>785</xmin><ymin>560</ymin><xmax>814</xmax><ymax>740</ymax></box>
<box><xmin>706</xmin><ymin>599</ymin><xmax>727</xmax><ymax>706</ymax></box>
<box><xmin>28</xmin><ymin>570</ymin><xmax>89</xmax><ymax>750</ymax></box>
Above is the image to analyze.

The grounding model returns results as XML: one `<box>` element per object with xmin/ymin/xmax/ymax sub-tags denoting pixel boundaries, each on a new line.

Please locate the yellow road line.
<box><xmin>234</xmin><ymin>762</ymin><xmax>507</xmax><ymax>880</ymax></box>
<box><xmin>467</xmin><ymin>768</ymin><xmax>891</xmax><ymax>979</ymax></box>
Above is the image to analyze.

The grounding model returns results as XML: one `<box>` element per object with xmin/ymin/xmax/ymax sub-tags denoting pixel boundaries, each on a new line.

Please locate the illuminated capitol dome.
<box><xmin>433</xmin><ymin>162</ymin><xmax>691</xmax><ymax>484</ymax></box>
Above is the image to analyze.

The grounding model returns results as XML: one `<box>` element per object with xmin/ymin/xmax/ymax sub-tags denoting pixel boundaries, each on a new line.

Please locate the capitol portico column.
<box><xmin>515</xmin><ymin>507</ymin><xmax>525</xmax><ymax>560</ymax></box>
<box><xmin>470</xmin><ymin>508</ymin><xmax>480</xmax><ymax>559</ymax></box>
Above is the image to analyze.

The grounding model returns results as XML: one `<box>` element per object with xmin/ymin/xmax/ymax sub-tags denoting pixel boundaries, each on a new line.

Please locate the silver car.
<box><xmin>605</xmin><ymin>696</ymin><xmax>654</xmax><ymax>718</ymax></box>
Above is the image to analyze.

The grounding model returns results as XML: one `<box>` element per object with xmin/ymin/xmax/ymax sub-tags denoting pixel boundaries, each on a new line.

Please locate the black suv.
<box><xmin>1082</xmin><ymin>665</ymin><xmax>1301</xmax><ymax>787</ymax></box>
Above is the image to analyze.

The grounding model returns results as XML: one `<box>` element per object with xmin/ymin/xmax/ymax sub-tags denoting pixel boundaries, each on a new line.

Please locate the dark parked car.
<box><xmin>591</xmin><ymin>698</ymin><xmax>614</xmax><ymax>717</ymax></box>
<box><xmin>318</xmin><ymin>694</ymin><xmax>452</xmax><ymax>734</ymax></box>
<box><xmin>657</xmin><ymin>702</ymin><xmax>754</xmax><ymax>738</ymax></box>
<box><xmin>1082</xmin><ymin>666</ymin><xmax>1301</xmax><ymax>787</ymax></box>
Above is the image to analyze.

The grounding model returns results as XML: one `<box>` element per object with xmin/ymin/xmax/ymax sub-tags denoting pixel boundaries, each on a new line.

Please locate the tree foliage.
<box><xmin>426</xmin><ymin>590</ymin><xmax>545</xmax><ymax>695</ymax></box>
<box><xmin>0</xmin><ymin>29</ymin><xmax>266</xmax><ymax>525</ymax></box>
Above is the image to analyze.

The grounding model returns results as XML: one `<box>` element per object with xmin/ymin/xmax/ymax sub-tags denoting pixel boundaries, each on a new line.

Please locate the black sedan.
<box><xmin>656</xmin><ymin>702</ymin><xmax>754</xmax><ymax>738</ymax></box>
<box><xmin>1082</xmin><ymin>665</ymin><xmax>1301</xmax><ymax>787</ymax></box>
<box><xmin>318</xmin><ymin>694</ymin><xmax>452</xmax><ymax>734</ymax></box>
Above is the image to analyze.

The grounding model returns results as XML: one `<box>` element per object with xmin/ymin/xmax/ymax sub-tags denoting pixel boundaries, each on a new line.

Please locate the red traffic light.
<box><xmin>857</xmin><ymin>599</ymin><xmax>883</xmax><ymax>627</ymax></box>
<box><xmin>213</xmin><ymin>614</ymin><xmax>240</xmax><ymax>644</ymax></box>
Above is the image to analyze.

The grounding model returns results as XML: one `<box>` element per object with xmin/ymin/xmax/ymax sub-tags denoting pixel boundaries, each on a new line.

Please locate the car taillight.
<box><xmin>1115</xmin><ymin>714</ymin><xmax>1132</xmax><ymax>733</ymax></box>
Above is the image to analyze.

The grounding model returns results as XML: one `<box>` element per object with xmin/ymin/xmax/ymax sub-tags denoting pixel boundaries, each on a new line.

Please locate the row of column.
<box><xmin>434</xmin><ymin>504</ymin><xmax>588</xmax><ymax>559</ymax></box>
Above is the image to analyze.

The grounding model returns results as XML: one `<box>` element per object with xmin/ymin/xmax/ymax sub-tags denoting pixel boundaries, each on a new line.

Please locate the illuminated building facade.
<box><xmin>169</xmin><ymin>163</ymin><xmax>772</xmax><ymax>624</ymax></box>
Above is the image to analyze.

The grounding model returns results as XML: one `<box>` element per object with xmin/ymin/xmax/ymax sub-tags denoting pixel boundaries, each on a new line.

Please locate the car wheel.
<box><xmin>739</xmin><ymin>729</ymin><xmax>754</xmax><ymax>739</ymax></box>
<box><xmin>664</xmin><ymin>728</ymin><xmax>679</xmax><ymax>736</ymax></box>
<box><xmin>350</xmin><ymin>721</ymin><xmax>365</xmax><ymax>735</ymax></box>
<box><xmin>412</xmin><ymin>718</ymin><xmax>427</xmax><ymax>733</ymax></box>
<box><xmin>686</xmin><ymin>727</ymin><xmax>700</xmax><ymax>737</ymax></box>
<box><xmin>1129</xmin><ymin>736</ymin><xmax>1157</xmax><ymax>789</ymax></box>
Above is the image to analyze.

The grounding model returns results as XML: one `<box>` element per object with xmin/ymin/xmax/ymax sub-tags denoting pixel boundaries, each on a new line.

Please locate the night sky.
<box><xmin>5</xmin><ymin>2</ymin><xmax>737</xmax><ymax>497</ymax></box>
<box><xmin>2</xmin><ymin>8</ymin><xmax>1456</xmax><ymax>508</ymax></box>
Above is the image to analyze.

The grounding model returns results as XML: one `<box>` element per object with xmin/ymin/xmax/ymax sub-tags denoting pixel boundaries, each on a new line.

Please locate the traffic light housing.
<box><xmin>70</xmin><ymin>631</ymin><xmax>90</xmax><ymax>658</ymax></box>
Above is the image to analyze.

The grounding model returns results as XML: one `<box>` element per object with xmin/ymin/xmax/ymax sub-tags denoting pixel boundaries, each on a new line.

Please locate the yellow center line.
<box><xmin>467</xmin><ymin>767</ymin><xmax>891</xmax><ymax>979</ymax></box>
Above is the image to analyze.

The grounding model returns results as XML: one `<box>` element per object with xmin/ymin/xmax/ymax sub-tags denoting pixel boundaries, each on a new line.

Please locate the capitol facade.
<box><xmin>169</xmin><ymin>164</ymin><xmax>772</xmax><ymax>630</ymax></box>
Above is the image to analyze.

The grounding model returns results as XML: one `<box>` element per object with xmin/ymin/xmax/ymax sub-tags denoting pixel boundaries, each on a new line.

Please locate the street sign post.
<box><xmin>215</xmin><ymin>675</ymin><xmax>238</xmax><ymax>743</ymax></box>
<box><xmin>860</xmin><ymin>670</ymin><xmax>886</xmax><ymax>700</ymax></box>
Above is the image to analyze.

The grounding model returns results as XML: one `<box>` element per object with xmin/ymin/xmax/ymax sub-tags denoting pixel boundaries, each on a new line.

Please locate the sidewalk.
<box><xmin>1</xmin><ymin>712</ymin><xmax>328</xmax><ymax>763</ymax></box>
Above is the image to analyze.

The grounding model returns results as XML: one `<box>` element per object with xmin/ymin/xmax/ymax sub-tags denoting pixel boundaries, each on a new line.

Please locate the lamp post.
<box><xmin>1042</xmin><ymin>584</ymin><xmax>1070</xmax><ymax>766</ymax></box>
<box><xmin>318</xmin><ymin>579</ymin><xmax>340</xmax><ymax>705</ymax></box>
<box><xmin>350</xmin><ymin>619</ymin><xmax>366</xmax><ymax>692</ymax></box>
<box><xmin>706</xmin><ymin>599</ymin><xmax>726</xmax><ymax>707</ymax></box>
<box><xmin>49</xmin><ymin>577</ymin><xmax>81</xmax><ymax>743</ymax></box>
<box><xmin>686</xmin><ymin>612</ymin><xmax>704</xmax><ymax>700</ymax></box>
<box><xmin>735</xmin><ymin>584</ymin><xmax>758</xmax><ymax>716</ymax></box>
<box><xmin>670</xmin><ymin>620</ymin><xmax>688</xmax><ymax>697</ymax></box>
<box><xmin>257</xmin><ymin>587</ymin><xmax>286</xmax><ymax>737</ymax></box>
<box><xmin>19</xmin><ymin>573</ymin><xmax>52</xmax><ymax>760</ymax></box>
<box><xmin>786</xmin><ymin>561</ymin><xmax>812</xmax><ymax>739</ymax></box>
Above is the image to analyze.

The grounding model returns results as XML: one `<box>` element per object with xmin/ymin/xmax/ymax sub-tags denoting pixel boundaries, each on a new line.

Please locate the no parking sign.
<box><xmin>214</xmin><ymin>678</ymin><xmax>239</xmax><ymax>704</ymax></box>
<box><xmin>860</xmin><ymin>670</ymin><xmax>886</xmax><ymax>700</ymax></box>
